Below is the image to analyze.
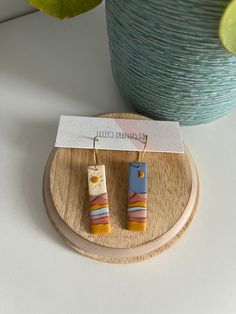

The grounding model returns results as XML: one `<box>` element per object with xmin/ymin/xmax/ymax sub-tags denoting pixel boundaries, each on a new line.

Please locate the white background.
<box><xmin>0</xmin><ymin>5</ymin><xmax>236</xmax><ymax>314</ymax></box>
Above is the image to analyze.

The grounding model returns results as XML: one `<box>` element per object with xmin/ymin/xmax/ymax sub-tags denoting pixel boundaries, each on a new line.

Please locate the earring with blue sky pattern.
<box><xmin>127</xmin><ymin>135</ymin><xmax>148</xmax><ymax>232</ymax></box>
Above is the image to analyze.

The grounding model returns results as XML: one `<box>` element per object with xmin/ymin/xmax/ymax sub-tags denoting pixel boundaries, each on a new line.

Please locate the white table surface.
<box><xmin>0</xmin><ymin>6</ymin><xmax>236</xmax><ymax>314</ymax></box>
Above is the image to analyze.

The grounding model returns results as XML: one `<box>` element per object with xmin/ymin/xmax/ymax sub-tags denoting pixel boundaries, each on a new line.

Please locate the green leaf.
<box><xmin>27</xmin><ymin>0</ymin><xmax>103</xmax><ymax>19</ymax></box>
<box><xmin>219</xmin><ymin>0</ymin><xmax>236</xmax><ymax>55</ymax></box>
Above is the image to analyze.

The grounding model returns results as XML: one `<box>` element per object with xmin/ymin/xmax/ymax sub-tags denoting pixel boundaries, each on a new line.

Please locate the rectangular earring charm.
<box><xmin>127</xmin><ymin>162</ymin><xmax>147</xmax><ymax>232</ymax></box>
<box><xmin>88</xmin><ymin>165</ymin><xmax>111</xmax><ymax>234</ymax></box>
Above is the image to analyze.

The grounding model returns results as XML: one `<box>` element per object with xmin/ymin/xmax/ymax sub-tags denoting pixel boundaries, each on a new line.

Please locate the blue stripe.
<box><xmin>90</xmin><ymin>207</ymin><xmax>109</xmax><ymax>216</ymax></box>
<box><xmin>128</xmin><ymin>207</ymin><xmax>146</xmax><ymax>212</ymax></box>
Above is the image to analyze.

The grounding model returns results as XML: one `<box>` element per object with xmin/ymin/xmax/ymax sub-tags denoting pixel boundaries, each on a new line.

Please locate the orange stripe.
<box><xmin>90</xmin><ymin>203</ymin><xmax>108</xmax><ymax>210</ymax></box>
<box><xmin>128</xmin><ymin>201</ymin><xmax>147</xmax><ymax>208</ymax></box>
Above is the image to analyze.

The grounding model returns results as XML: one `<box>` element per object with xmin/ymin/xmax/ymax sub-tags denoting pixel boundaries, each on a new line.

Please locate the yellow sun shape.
<box><xmin>88</xmin><ymin>171</ymin><xmax>104</xmax><ymax>191</ymax></box>
<box><xmin>90</xmin><ymin>176</ymin><xmax>100</xmax><ymax>184</ymax></box>
<box><xmin>138</xmin><ymin>170</ymin><xmax>145</xmax><ymax>178</ymax></box>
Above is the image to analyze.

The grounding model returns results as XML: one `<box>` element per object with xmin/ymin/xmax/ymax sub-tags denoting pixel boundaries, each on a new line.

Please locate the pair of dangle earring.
<box><xmin>87</xmin><ymin>135</ymin><xmax>148</xmax><ymax>235</ymax></box>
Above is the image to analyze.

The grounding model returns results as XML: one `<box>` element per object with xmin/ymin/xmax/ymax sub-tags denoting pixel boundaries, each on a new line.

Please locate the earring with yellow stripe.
<box><xmin>88</xmin><ymin>137</ymin><xmax>111</xmax><ymax>234</ymax></box>
<box><xmin>127</xmin><ymin>135</ymin><xmax>148</xmax><ymax>232</ymax></box>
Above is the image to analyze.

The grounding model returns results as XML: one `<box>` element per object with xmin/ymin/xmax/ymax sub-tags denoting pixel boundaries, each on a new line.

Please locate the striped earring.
<box><xmin>127</xmin><ymin>135</ymin><xmax>148</xmax><ymax>232</ymax></box>
<box><xmin>87</xmin><ymin>137</ymin><xmax>111</xmax><ymax>235</ymax></box>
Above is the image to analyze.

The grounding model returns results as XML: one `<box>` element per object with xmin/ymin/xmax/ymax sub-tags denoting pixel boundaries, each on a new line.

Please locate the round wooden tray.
<box><xmin>43</xmin><ymin>113</ymin><xmax>199</xmax><ymax>263</ymax></box>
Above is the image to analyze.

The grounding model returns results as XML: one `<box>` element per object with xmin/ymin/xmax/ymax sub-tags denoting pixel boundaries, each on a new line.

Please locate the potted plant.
<box><xmin>27</xmin><ymin>0</ymin><xmax>236</xmax><ymax>125</ymax></box>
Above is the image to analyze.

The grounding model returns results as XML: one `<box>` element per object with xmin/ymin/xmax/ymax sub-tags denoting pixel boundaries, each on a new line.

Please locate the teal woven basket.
<box><xmin>105</xmin><ymin>0</ymin><xmax>236</xmax><ymax>125</ymax></box>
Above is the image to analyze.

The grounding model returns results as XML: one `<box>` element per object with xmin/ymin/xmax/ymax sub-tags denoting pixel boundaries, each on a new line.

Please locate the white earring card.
<box><xmin>55</xmin><ymin>115</ymin><xmax>184</xmax><ymax>153</ymax></box>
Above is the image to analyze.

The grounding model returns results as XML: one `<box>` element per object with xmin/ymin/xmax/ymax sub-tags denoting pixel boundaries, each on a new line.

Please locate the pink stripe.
<box><xmin>90</xmin><ymin>196</ymin><xmax>108</xmax><ymax>205</ymax></box>
<box><xmin>89</xmin><ymin>193</ymin><xmax>108</xmax><ymax>202</ymax></box>
<box><xmin>128</xmin><ymin>217</ymin><xmax>146</xmax><ymax>223</ymax></box>
<box><xmin>128</xmin><ymin>190</ymin><xmax>135</xmax><ymax>198</ymax></box>
<box><xmin>128</xmin><ymin>210</ymin><xmax>147</xmax><ymax>218</ymax></box>
<box><xmin>91</xmin><ymin>217</ymin><xmax>110</xmax><ymax>225</ymax></box>
<box><xmin>129</xmin><ymin>193</ymin><xmax>147</xmax><ymax>203</ymax></box>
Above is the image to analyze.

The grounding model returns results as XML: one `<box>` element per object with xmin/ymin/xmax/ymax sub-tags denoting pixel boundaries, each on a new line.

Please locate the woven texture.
<box><xmin>105</xmin><ymin>0</ymin><xmax>236</xmax><ymax>125</ymax></box>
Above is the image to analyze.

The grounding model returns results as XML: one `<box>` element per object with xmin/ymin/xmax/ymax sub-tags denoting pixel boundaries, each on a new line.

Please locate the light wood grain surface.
<box><xmin>44</xmin><ymin>113</ymin><xmax>199</xmax><ymax>263</ymax></box>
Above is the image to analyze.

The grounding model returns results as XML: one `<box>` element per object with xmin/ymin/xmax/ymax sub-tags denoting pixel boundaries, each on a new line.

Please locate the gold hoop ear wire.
<box><xmin>137</xmin><ymin>135</ymin><xmax>148</xmax><ymax>164</ymax></box>
<box><xmin>93</xmin><ymin>136</ymin><xmax>99</xmax><ymax>170</ymax></box>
